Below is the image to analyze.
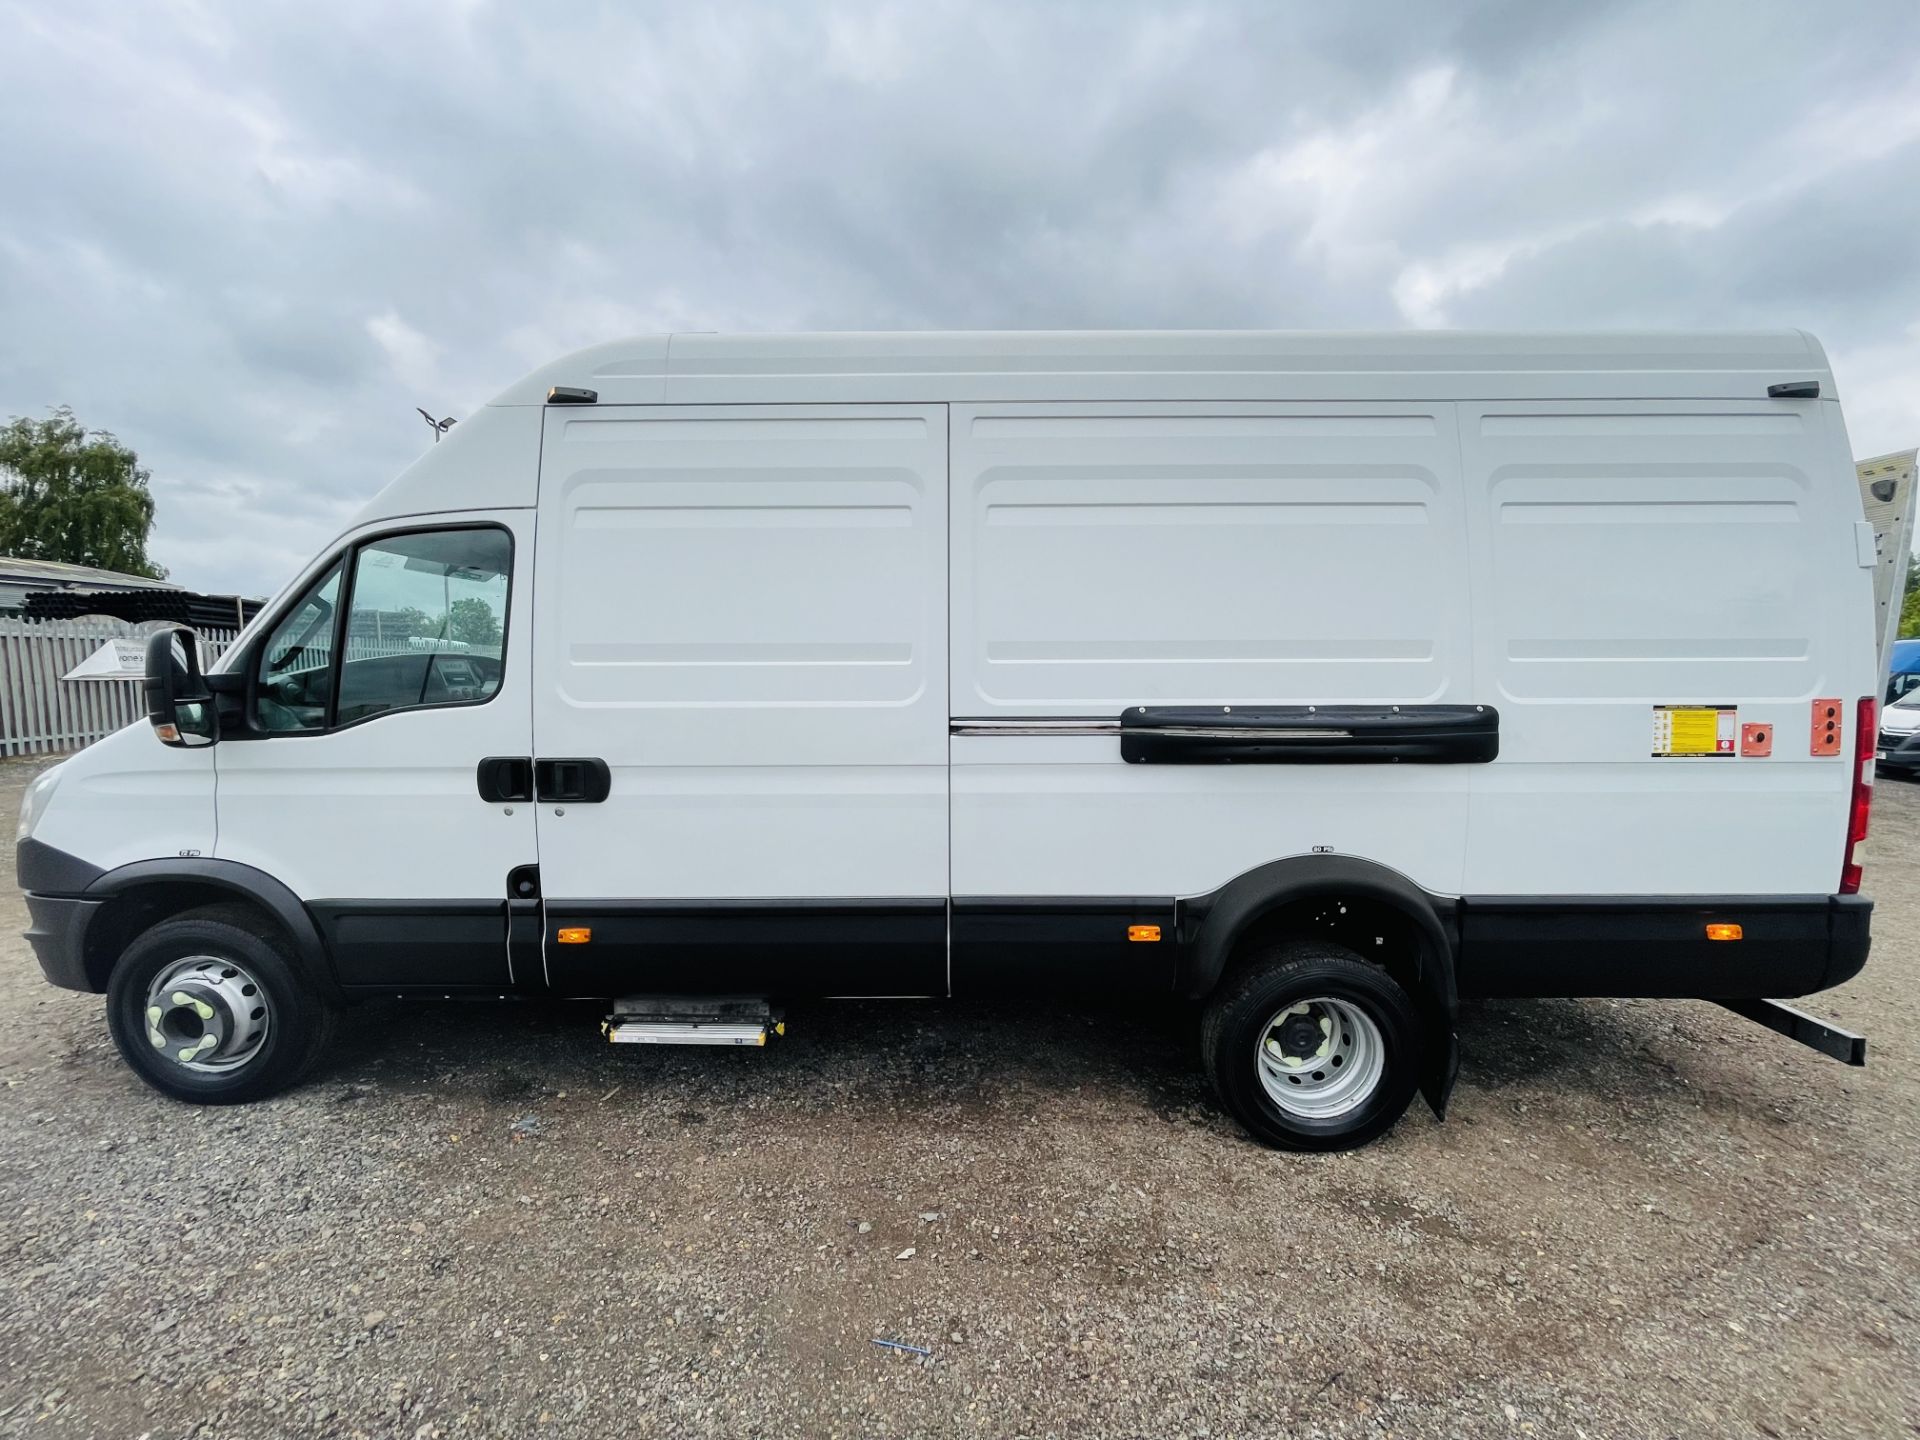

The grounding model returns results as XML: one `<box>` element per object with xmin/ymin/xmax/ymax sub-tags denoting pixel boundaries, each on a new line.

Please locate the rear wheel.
<box><xmin>1201</xmin><ymin>939</ymin><xmax>1423</xmax><ymax>1152</ymax></box>
<box><xmin>105</xmin><ymin>905</ymin><xmax>334</xmax><ymax>1103</ymax></box>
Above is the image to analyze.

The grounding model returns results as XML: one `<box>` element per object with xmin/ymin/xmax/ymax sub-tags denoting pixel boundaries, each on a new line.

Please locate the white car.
<box><xmin>1878</xmin><ymin>689</ymin><xmax>1920</xmax><ymax>774</ymax></box>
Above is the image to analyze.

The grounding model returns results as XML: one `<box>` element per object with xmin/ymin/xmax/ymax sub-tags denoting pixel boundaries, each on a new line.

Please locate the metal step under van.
<box><xmin>601</xmin><ymin>997</ymin><xmax>785</xmax><ymax>1047</ymax></box>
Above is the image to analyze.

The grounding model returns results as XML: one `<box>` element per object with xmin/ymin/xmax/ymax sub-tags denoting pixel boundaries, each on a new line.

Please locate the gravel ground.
<box><xmin>1</xmin><ymin>753</ymin><xmax>1917</xmax><ymax>1439</ymax></box>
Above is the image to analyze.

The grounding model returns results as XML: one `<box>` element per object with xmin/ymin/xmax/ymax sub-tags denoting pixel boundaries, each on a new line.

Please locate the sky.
<box><xmin>1</xmin><ymin>0</ymin><xmax>1917</xmax><ymax>598</ymax></box>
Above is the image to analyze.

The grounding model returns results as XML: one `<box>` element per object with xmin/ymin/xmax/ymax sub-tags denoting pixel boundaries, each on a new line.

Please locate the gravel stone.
<box><xmin>2</xmin><ymin>754</ymin><xmax>1917</xmax><ymax>1437</ymax></box>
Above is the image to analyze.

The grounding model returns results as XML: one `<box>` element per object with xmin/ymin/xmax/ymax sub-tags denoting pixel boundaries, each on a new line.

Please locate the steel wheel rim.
<box><xmin>1255</xmin><ymin>996</ymin><xmax>1385</xmax><ymax>1120</ymax></box>
<box><xmin>142</xmin><ymin>955</ymin><xmax>272</xmax><ymax>1074</ymax></box>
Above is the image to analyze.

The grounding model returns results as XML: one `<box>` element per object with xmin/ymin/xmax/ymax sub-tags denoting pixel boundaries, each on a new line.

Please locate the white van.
<box><xmin>15</xmin><ymin>332</ymin><xmax>1879</xmax><ymax>1150</ymax></box>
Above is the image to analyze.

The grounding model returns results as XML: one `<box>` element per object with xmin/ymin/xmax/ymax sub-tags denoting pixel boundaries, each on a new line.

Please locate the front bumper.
<box><xmin>1877</xmin><ymin>729</ymin><xmax>1920</xmax><ymax>768</ymax></box>
<box><xmin>23</xmin><ymin>893</ymin><xmax>103</xmax><ymax>992</ymax></box>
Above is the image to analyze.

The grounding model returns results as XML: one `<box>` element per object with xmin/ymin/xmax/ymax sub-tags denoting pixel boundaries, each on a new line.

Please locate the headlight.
<box><xmin>16</xmin><ymin>762</ymin><xmax>63</xmax><ymax>843</ymax></box>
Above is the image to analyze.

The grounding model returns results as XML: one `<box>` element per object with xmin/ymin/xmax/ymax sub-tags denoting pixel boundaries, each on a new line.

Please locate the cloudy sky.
<box><xmin>2</xmin><ymin>0</ymin><xmax>1917</xmax><ymax>597</ymax></box>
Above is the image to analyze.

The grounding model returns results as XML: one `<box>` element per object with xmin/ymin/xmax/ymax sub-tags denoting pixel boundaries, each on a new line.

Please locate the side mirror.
<box><xmin>143</xmin><ymin>628</ymin><xmax>219</xmax><ymax>747</ymax></box>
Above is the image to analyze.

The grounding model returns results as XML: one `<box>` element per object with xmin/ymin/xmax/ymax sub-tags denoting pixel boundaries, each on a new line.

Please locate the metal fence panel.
<box><xmin>0</xmin><ymin>618</ymin><xmax>237</xmax><ymax>757</ymax></box>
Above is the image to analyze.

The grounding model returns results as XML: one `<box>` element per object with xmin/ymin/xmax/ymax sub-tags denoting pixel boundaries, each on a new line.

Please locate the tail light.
<box><xmin>1841</xmin><ymin>696</ymin><xmax>1874</xmax><ymax>895</ymax></box>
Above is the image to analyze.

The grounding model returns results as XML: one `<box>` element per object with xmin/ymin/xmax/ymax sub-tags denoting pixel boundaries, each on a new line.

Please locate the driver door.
<box><xmin>212</xmin><ymin>513</ymin><xmax>537</xmax><ymax>990</ymax></box>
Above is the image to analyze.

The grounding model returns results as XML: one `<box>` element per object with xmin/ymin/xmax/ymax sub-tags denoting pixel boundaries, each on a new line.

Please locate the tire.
<box><xmin>105</xmin><ymin>904</ymin><xmax>335</xmax><ymax>1104</ymax></box>
<box><xmin>1201</xmin><ymin>939</ymin><xmax>1424</xmax><ymax>1152</ymax></box>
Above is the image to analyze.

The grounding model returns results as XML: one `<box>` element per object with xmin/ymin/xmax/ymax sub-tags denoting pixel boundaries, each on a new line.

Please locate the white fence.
<box><xmin>0</xmin><ymin>617</ymin><xmax>238</xmax><ymax>757</ymax></box>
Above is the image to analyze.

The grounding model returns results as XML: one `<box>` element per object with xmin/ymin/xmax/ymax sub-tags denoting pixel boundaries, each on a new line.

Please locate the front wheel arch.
<box><xmin>82</xmin><ymin>859</ymin><xmax>341</xmax><ymax>1001</ymax></box>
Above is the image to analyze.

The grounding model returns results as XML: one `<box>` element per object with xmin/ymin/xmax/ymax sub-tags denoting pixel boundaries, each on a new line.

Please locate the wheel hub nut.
<box><xmin>148</xmin><ymin>984</ymin><xmax>232</xmax><ymax>1061</ymax></box>
<box><xmin>141</xmin><ymin>957</ymin><xmax>271</xmax><ymax>1073</ymax></box>
<box><xmin>1278</xmin><ymin>1014</ymin><xmax>1322</xmax><ymax>1058</ymax></box>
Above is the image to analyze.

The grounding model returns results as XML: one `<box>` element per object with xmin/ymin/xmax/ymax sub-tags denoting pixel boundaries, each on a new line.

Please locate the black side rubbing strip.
<box><xmin>1119</xmin><ymin>705</ymin><xmax>1498</xmax><ymax>765</ymax></box>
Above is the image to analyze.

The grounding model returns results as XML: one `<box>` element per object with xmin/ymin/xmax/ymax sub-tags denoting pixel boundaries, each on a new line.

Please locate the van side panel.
<box><xmin>530</xmin><ymin>405</ymin><xmax>950</xmax><ymax>996</ymax></box>
<box><xmin>1459</xmin><ymin>399</ymin><xmax>1876</xmax><ymax>896</ymax></box>
<box><xmin>948</xmin><ymin>403</ymin><xmax>1476</xmax><ymax>908</ymax></box>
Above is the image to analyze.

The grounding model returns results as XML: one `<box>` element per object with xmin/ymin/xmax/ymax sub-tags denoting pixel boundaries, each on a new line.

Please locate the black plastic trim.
<box><xmin>1456</xmin><ymin>894</ymin><xmax>1871</xmax><ymax>999</ymax></box>
<box><xmin>547</xmin><ymin>386</ymin><xmax>598</xmax><ymax>404</ymax></box>
<box><xmin>1120</xmin><ymin>705</ymin><xmax>1498</xmax><ymax>765</ymax></box>
<box><xmin>1825</xmin><ymin>893</ymin><xmax>1873</xmax><ymax>988</ymax></box>
<box><xmin>23</xmin><ymin>893</ymin><xmax>103</xmax><ymax>991</ymax></box>
<box><xmin>1767</xmin><ymin>380</ymin><xmax>1821</xmax><ymax>399</ymax></box>
<box><xmin>15</xmin><ymin>837</ymin><xmax>107</xmax><ymax>896</ymax></box>
<box><xmin>541</xmin><ymin>899</ymin><xmax>946</xmax><ymax>999</ymax></box>
<box><xmin>505</xmin><ymin>867</ymin><xmax>542</xmax><ymax>988</ymax></box>
<box><xmin>534</xmin><ymin>757</ymin><xmax>611</xmax><ymax>804</ymax></box>
<box><xmin>310</xmin><ymin>900</ymin><xmax>508</xmax><ymax>989</ymax></box>
<box><xmin>950</xmin><ymin>898</ymin><xmax>1177</xmax><ymax>996</ymax></box>
<box><xmin>83</xmin><ymin>858</ymin><xmax>343</xmax><ymax>1000</ymax></box>
<box><xmin>477</xmin><ymin>756</ymin><xmax>534</xmax><ymax>803</ymax></box>
<box><xmin>1179</xmin><ymin>857</ymin><xmax>1456</xmax><ymax>1002</ymax></box>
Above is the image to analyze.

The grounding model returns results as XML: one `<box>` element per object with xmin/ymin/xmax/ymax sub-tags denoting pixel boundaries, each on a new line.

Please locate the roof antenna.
<box><xmin>416</xmin><ymin>407</ymin><xmax>457</xmax><ymax>443</ymax></box>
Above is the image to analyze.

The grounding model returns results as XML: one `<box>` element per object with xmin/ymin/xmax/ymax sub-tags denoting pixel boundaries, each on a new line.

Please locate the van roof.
<box><xmin>490</xmin><ymin>329</ymin><xmax>1834</xmax><ymax>407</ymax></box>
<box><xmin>348</xmin><ymin>328</ymin><xmax>1838</xmax><ymax>538</ymax></box>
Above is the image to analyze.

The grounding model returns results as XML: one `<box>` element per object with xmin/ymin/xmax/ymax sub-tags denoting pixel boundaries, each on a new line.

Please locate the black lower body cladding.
<box><xmin>23</xmin><ymin>893</ymin><xmax>104</xmax><ymax>991</ymax></box>
<box><xmin>1454</xmin><ymin>894</ymin><xmax>1871</xmax><ymax>999</ymax></box>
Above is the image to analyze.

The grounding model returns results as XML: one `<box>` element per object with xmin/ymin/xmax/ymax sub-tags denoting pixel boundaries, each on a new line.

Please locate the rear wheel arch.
<box><xmin>81</xmin><ymin>860</ymin><xmax>340</xmax><ymax>1000</ymax></box>
<box><xmin>1181</xmin><ymin>856</ymin><xmax>1455</xmax><ymax>1000</ymax></box>
<box><xmin>1180</xmin><ymin>855</ymin><xmax>1461</xmax><ymax>1116</ymax></box>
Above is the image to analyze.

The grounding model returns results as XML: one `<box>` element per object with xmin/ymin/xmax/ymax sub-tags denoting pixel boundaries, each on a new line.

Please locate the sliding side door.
<box><xmin>948</xmin><ymin>402</ymin><xmax>1476</xmax><ymax>992</ymax></box>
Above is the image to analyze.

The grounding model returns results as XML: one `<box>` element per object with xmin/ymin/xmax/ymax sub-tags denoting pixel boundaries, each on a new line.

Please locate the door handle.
<box><xmin>535</xmin><ymin>757</ymin><xmax>612</xmax><ymax>804</ymax></box>
<box><xmin>476</xmin><ymin>756</ymin><xmax>533</xmax><ymax>803</ymax></box>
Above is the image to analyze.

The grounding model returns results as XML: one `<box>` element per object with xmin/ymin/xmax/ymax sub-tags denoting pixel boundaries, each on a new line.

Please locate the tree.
<box><xmin>1901</xmin><ymin>554</ymin><xmax>1920</xmax><ymax>639</ymax></box>
<box><xmin>447</xmin><ymin>596</ymin><xmax>502</xmax><ymax>649</ymax></box>
<box><xmin>0</xmin><ymin>406</ymin><xmax>166</xmax><ymax>579</ymax></box>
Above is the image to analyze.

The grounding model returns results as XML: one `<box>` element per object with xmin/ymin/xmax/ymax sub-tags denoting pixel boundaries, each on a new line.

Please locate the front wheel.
<box><xmin>105</xmin><ymin>905</ymin><xmax>335</xmax><ymax>1103</ymax></box>
<box><xmin>1201</xmin><ymin>940</ymin><xmax>1424</xmax><ymax>1152</ymax></box>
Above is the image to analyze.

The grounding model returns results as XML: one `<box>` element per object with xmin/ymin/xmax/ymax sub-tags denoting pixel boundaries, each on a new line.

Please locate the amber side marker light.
<box><xmin>1705</xmin><ymin>923</ymin><xmax>1743</xmax><ymax>942</ymax></box>
<box><xmin>1127</xmin><ymin>925</ymin><xmax>1162</xmax><ymax>942</ymax></box>
<box><xmin>556</xmin><ymin>927</ymin><xmax>592</xmax><ymax>945</ymax></box>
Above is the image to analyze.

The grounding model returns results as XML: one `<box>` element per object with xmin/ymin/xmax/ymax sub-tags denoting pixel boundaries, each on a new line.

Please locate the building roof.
<box><xmin>0</xmin><ymin>555</ymin><xmax>260</xmax><ymax>630</ymax></box>
<box><xmin>19</xmin><ymin>588</ymin><xmax>262</xmax><ymax>629</ymax></box>
<box><xmin>0</xmin><ymin>555</ymin><xmax>179</xmax><ymax>592</ymax></box>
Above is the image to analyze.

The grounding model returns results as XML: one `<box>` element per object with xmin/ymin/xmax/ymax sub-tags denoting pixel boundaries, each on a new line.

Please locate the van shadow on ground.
<box><xmin>313</xmin><ymin>986</ymin><xmax>1715</xmax><ymax>1129</ymax></box>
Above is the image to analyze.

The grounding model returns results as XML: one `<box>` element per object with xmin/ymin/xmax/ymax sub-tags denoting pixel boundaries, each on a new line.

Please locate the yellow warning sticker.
<box><xmin>1652</xmin><ymin>705</ymin><xmax>1737</xmax><ymax>758</ymax></box>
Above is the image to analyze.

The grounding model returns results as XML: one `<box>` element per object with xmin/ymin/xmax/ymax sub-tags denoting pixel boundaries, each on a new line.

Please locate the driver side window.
<box><xmin>250</xmin><ymin>526</ymin><xmax>513</xmax><ymax>734</ymax></box>
<box><xmin>254</xmin><ymin>561</ymin><xmax>343</xmax><ymax>733</ymax></box>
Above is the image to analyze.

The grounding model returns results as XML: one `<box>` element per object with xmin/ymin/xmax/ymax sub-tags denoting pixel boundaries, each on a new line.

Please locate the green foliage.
<box><xmin>384</xmin><ymin>606</ymin><xmax>442</xmax><ymax>641</ymax></box>
<box><xmin>0</xmin><ymin>406</ymin><xmax>166</xmax><ymax>578</ymax></box>
<box><xmin>446</xmin><ymin>596</ymin><xmax>502</xmax><ymax>648</ymax></box>
<box><xmin>1902</xmin><ymin>555</ymin><xmax>1920</xmax><ymax>639</ymax></box>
